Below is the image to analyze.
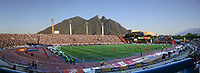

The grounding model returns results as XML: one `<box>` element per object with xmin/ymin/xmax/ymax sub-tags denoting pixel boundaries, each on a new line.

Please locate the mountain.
<box><xmin>38</xmin><ymin>15</ymin><xmax>128</xmax><ymax>35</ymax></box>
<box><xmin>179</xmin><ymin>27</ymin><xmax>200</xmax><ymax>35</ymax></box>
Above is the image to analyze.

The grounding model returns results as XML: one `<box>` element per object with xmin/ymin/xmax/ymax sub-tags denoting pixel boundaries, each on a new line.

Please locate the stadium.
<box><xmin>0</xmin><ymin>17</ymin><xmax>199</xmax><ymax>73</ymax></box>
<box><xmin>0</xmin><ymin>33</ymin><xmax>199</xmax><ymax>73</ymax></box>
<box><xmin>0</xmin><ymin>15</ymin><xmax>199</xmax><ymax>73</ymax></box>
<box><xmin>1</xmin><ymin>1</ymin><xmax>200</xmax><ymax>73</ymax></box>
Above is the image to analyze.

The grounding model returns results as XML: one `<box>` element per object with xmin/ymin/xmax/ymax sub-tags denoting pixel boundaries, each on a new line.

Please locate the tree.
<box><xmin>185</xmin><ymin>33</ymin><xmax>198</xmax><ymax>40</ymax></box>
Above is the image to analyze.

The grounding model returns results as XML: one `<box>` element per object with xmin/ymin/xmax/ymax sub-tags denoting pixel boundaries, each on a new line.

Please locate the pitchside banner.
<box><xmin>128</xmin><ymin>65</ymin><xmax>135</xmax><ymax>69</ymax></box>
<box><xmin>138</xmin><ymin>37</ymin><xmax>151</xmax><ymax>39</ymax></box>
<box><xmin>95</xmin><ymin>69</ymin><xmax>102</xmax><ymax>73</ymax></box>
<box><xmin>111</xmin><ymin>67</ymin><xmax>120</xmax><ymax>71</ymax></box>
<box><xmin>120</xmin><ymin>66</ymin><xmax>128</xmax><ymax>70</ymax></box>
<box><xmin>102</xmin><ymin>68</ymin><xmax>111</xmax><ymax>72</ymax></box>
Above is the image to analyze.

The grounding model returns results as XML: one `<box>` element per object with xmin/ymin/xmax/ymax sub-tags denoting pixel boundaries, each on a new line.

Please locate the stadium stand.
<box><xmin>0</xmin><ymin>33</ymin><xmax>199</xmax><ymax>73</ymax></box>
<box><xmin>0</xmin><ymin>34</ymin><xmax>123</xmax><ymax>48</ymax></box>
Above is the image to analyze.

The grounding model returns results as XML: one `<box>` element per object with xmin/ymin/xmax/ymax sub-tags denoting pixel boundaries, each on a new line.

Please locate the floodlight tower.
<box><xmin>69</xmin><ymin>20</ymin><xmax>72</xmax><ymax>35</ymax></box>
<box><xmin>101</xmin><ymin>22</ymin><xmax>104</xmax><ymax>36</ymax></box>
<box><xmin>85</xmin><ymin>21</ymin><xmax>88</xmax><ymax>35</ymax></box>
<box><xmin>51</xmin><ymin>18</ymin><xmax>54</xmax><ymax>34</ymax></box>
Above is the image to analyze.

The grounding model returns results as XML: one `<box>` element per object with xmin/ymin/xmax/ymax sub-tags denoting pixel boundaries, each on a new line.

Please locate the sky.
<box><xmin>0</xmin><ymin>0</ymin><xmax>200</xmax><ymax>35</ymax></box>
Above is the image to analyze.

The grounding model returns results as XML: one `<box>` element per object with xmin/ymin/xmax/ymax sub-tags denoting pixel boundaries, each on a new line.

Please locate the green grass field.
<box><xmin>60</xmin><ymin>44</ymin><xmax>172</xmax><ymax>62</ymax></box>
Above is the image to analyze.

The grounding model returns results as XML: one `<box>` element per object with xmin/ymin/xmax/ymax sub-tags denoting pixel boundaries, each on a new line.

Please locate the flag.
<box><xmin>135</xmin><ymin>48</ymin><xmax>136</xmax><ymax>52</ymax></box>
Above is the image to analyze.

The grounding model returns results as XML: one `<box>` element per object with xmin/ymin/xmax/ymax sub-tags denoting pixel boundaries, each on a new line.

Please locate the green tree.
<box><xmin>185</xmin><ymin>33</ymin><xmax>198</xmax><ymax>40</ymax></box>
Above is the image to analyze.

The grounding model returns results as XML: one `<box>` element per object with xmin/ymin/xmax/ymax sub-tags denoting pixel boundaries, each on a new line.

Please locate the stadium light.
<box><xmin>101</xmin><ymin>22</ymin><xmax>104</xmax><ymax>36</ymax></box>
<box><xmin>69</xmin><ymin>20</ymin><xmax>72</xmax><ymax>35</ymax></box>
<box><xmin>85</xmin><ymin>21</ymin><xmax>88</xmax><ymax>35</ymax></box>
<box><xmin>51</xmin><ymin>18</ymin><xmax>54</xmax><ymax>34</ymax></box>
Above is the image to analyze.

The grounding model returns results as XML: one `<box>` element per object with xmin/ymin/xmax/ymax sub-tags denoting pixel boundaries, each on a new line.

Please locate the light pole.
<box><xmin>85</xmin><ymin>21</ymin><xmax>88</xmax><ymax>35</ymax></box>
<box><xmin>69</xmin><ymin>20</ymin><xmax>72</xmax><ymax>35</ymax></box>
<box><xmin>51</xmin><ymin>18</ymin><xmax>54</xmax><ymax>34</ymax></box>
<box><xmin>101</xmin><ymin>22</ymin><xmax>104</xmax><ymax>36</ymax></box>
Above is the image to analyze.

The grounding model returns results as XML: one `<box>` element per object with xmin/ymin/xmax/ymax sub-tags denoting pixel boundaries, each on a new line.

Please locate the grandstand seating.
<box><xmin>0</xmin><ymin>34</ymin><xmax>123</xmax><ymax>48</ymax></box>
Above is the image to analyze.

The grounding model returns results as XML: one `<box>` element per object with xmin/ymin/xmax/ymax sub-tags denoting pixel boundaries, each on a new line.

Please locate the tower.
<box><xmin>69</xmin><ymin>20</ymin><xmax>72</xmax><ymax>35</ymax></box>
<box><xmin>51</xmin><ymin>18</ymin><xmax>54</xmax><ymax>34</ymax></box>
<box><xmin>101</xmin><ymin>22</ymin><xmax>104</xmax><ymax>36</ymax></box>
<box><xmin>85</xmin><ymin>21</ymin><xmax>88</xmax><ymax>35</ymax></box>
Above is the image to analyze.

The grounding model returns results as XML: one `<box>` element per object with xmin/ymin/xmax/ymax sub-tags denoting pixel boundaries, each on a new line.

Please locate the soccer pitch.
<box><xmin>60</xmin><ymin>44</ymin><xmax>172</xmax><ymax>62</ymax></box>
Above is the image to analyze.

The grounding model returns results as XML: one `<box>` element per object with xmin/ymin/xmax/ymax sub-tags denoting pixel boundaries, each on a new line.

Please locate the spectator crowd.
<box><xmin>188</xmin><ymin>38</ymin><xmax>200</xmax><ymax>73</ymax></box>
<box><xmin>0</xmin><ymin>34</ymin><xmax>123</xmax><ymax>48</ymax></box>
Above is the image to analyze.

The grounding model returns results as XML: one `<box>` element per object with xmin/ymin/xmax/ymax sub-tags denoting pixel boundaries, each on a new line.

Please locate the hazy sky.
<box><xmin>0</xmin><ymin>0</ymin><xmax>200</xmax><ymax>35</ymax></box>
